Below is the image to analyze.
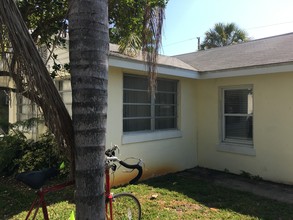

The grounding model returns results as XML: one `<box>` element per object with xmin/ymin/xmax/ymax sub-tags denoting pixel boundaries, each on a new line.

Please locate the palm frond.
<box><xmin>201</xmin><ymin>22</ymin><xmax>248</xmax><ymax>49</ymax></box>
<box><xmin>142</xmin><ymin>2</ymin><xmax>165</xmax><ymax>93</ymax></box>
<box><xmin>118</xmin><ymin>32</ymin><xmax>142</xmax><ymax>57</ymax></box>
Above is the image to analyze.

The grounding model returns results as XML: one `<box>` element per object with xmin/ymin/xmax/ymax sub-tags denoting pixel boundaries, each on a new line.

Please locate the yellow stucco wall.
<box><xmin>196</xmin><ymin>71</ymin><xmax>293</xmax><ymax>184</ymax></box>
<box><xmin>106</xmin><ymin>67</ymin><xmax>197</xmax><ymax>185</ymax></box>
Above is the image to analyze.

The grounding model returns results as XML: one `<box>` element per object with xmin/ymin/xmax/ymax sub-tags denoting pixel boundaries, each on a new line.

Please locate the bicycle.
<box><xmin>105</xmin><ymin>145</ymin><xmax>143</xmax><ymax>220</ymax></box>
<box><xmin>16</xmin><ymin>145</ymin><xmax>143</xmax><ymax>220</ymax></box>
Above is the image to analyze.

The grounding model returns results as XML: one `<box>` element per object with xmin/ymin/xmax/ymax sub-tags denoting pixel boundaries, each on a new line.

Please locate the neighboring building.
<box><xmin>3</xmin><ymin>33</ymin><xmax>293</xmax><ymax>185</ymax></box>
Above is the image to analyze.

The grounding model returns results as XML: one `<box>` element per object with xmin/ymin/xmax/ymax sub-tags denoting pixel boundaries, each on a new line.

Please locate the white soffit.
<box><xmin>109</xmin><ymin>56</ymin><xmax>200</xmax><ymax>79</ymax></box>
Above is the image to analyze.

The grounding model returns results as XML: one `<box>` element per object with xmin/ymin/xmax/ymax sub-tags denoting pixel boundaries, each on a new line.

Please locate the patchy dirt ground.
<box><xmin>181</xmin><ymin>167</ymin><xmax>293</xmax><ymax>204</ymax></box>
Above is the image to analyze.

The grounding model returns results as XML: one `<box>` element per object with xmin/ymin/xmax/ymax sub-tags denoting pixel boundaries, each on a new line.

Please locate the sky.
<box><xmin>161</xmin><ymin>0</ymin><xmax>293</xmax><ymax>56</ymax></box>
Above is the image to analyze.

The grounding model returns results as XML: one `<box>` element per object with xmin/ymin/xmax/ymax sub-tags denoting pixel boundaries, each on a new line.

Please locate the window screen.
<box><xmin>223</xmin><ymin>87</ymin><xmax>253</xmax><ymax>143</ymax></box>
<box><xmin>123</xmin><ymin>74</ymin><xmax>178</xmax><ymax>132</ymax></box>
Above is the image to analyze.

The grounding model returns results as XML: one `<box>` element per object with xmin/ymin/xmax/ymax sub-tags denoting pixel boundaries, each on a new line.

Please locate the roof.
<box><xmin>109</xmin><ymin>44</ymin><xmax>197</xmax><ymax>72</ymax></box>
<box><xmin>175</xmin><ymin>33</ymin><xmax>293</xmax><ymax>72</ymax></box>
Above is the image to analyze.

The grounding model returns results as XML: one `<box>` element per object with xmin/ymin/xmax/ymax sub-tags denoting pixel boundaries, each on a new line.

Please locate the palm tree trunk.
<box><xmin>68</xmin><ymin>0</ymin><xmax>109</xmax><ymax>219</ymax></box>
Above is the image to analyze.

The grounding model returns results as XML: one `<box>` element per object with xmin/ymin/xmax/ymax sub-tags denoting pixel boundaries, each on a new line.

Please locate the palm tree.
<box><xmin>68</xmin><ymin>0</ymin><xmax>109</xmax><ymax>219</ymax></box>
<box><xmin>200</xmin><ymin>22</ymin><xmax>248</xmax><ymax>50</ymax></box>
<box><xmin>68</xmin><ymin>0</ymin><xmax>165</xmax><ymax>218</ymax></box>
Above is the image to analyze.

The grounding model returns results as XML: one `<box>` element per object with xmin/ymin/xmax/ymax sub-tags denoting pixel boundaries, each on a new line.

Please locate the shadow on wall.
<box><xmin>111</xmin><ymin>165</ymin><xmax>178</xmax><ymax>187</ymax></box>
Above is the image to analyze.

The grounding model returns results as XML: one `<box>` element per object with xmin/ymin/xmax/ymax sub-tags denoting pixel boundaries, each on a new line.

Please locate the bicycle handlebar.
<box><xmin>106</xmin><ymin>156</ymin><xmax>143</xmax><ymax>184</ymax></box>
<box><xmin>119</xmin><ymin>160</ymin><xmax>143</xmax><ymax>184</ymax></box>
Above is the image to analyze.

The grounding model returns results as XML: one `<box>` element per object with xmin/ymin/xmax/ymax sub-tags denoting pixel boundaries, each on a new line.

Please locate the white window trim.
<box><xmin>123</xmin><ymin>74</ymin><xmax>178</xmax><ymax>133</ymax></box>
<box><xmin>216</xmin><ymin>143</ymin><xmax>256</xmax><ymax>156</ymax></box>
<box><xmin>122</xmin><ymin>129</ymin><xmax>182</xmax><ymax>144</ymax></box>
<box><xmin>218</xmin><ymin>85</ymin><xmax>255</xmax><ymax>155</ymax></box>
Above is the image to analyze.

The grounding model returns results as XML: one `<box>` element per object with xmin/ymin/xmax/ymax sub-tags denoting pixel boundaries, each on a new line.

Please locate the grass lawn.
<box><xmin>1</xmin><ymin>170</ymin><xmax>293</xmax><ymax>219</ymax></box>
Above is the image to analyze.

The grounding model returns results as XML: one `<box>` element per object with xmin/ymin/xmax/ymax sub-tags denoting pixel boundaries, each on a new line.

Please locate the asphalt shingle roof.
<box><xmin>109</xmin><ymin>44</ymin><xmax>196</xmax><ymax>71</ymax></box>
<box><xmin>175</xmin><ymin>33</ymin><xmax>293</xmax><ymax>72</ymax></box>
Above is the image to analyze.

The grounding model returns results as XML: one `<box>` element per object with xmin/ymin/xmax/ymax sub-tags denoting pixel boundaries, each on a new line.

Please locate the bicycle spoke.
<box><xmin>112</xmin><ymin>193</ymin><xmax>141</xmax><ymax>220</ymax></box>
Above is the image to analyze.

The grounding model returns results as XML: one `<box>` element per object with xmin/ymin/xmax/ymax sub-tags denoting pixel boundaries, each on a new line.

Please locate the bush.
<box><xmin>0</xmin><ymin>133</ymin><xmax>26</xmax><ymax>175</ymax></box>
<box><xmin>16</xmin><ymin>132</ymin><xmax>67</xmax><ymax>173</ymax></box>
<box><xmin>0</xmin><ymin>131</ymin><xmax>68</xmax><ymax>176</ymax></box>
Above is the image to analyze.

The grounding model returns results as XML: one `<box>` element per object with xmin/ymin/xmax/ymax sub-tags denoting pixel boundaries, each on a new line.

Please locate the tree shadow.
<box><xmin>0</xmin><ymin>176</ymin><xmax>75</xmax><ymax>219</ymax></box>
<box><xmin>142</xmin><ymin>168</ymin><xmax>293</xmax><ymax>220</ymax></box>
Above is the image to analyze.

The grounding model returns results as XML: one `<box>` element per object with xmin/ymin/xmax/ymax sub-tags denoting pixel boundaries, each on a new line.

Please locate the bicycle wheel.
<box><xmin>112</xmin><ymin>193</ymin><xmax>141</xmax><ymax>220</ymax></box>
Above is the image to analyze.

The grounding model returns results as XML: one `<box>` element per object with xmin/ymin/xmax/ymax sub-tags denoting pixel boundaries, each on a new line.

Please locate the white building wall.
<box><xmin>106</xmin><ymin>67</ymin><xmax>198</xmax><ymax>185</ymax></box>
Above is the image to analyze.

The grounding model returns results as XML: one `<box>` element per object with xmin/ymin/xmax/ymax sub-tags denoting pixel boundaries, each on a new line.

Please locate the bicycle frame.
<box><xmin>23</xmin><ymin>153</ymin><xmax>141</xmax><ymax>220</ymax></box>
<box><xmin>105</xmin><ymin>164</ymin><xmax>114</xmax><ymax>220</ymax></box>
<box><xmin>25</xmin><ymin>168</ymin><xmax>114</xmax><ymax>220</ymax></box>
<box><xmin>25</xmin><ymin>181</ymin><xmax>74</xmax><ymax>220</ymax></box>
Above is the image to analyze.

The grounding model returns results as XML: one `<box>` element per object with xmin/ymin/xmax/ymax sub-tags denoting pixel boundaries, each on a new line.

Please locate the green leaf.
<box><xmin>59</xmin><ymin>161</ymin><xmax>65</xmax><ymax>170</ymax></box>
<box><xmin>69</xmin><ymin>210</ymin><xmax>75</xmax><ymax>220</ymax></box>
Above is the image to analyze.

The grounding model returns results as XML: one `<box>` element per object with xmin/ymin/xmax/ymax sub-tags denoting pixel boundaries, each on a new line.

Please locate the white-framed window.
<box><xmin>123</xmin><ymin>74</ymin><xmax>178</xmax><ymax>132</ymax></box>
<box><xmin>17</xmin><ymin>94</ymin><xmax>38</xmax><ymax>121</ymax></box>
<box><xmin>221</xmin><ymin>85</ymin><xmax>253</xmax><ymax>145</ymax></box>
<box><xmin>0</xmin><ymin>89</ymin><xmax>9</xmax><ymax>133</ymax></box>
<box><xmin>54</xmin><ymin>79</ymin><xmax>72</xmax><ymax>116</ymax></box>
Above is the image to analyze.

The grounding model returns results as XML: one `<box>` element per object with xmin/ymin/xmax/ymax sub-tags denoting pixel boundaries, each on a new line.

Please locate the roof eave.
<box><xmin>199</xmin><ymin>62</ymin><xmax>293</xmax><ymax>79</ymax></box>
<box><xmin>109</xmin><ymin>54</ymin><xmax>200</xmax><ymax>79</ymax></box>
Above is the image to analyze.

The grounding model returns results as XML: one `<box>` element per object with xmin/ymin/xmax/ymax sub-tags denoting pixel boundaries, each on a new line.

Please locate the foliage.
<box><xmin>9</xmin><ymin>117</ymin><xmax>43</xmax><ymax>133</ymax></box>
<box><xmin>240</xmin><ymin>170</ymin><xmax>263</xmax><ymax>181</ymax></box>
<box><xmin>109</xmin><ymin>0</ymin><xmax>168</xmax><ymax>53</ymax></box>
<box><xmin>0</xmin><ymin>0</ymin><xmax>74</xmax><ymax>169</ymax></box>
<box><xmin>0</xmin><ymin>126</ymin><xmax>68</xmax><ymax>176</ymax></box>
<box><xmin>15</xmin><ymin>0</ymin><xmax>168</xmax><ymax>54</ymax></box>
<box><xmin>200</xmin><ymin>22</ymin><xmax>248</xmax><ymax>50</ymax></box>
<box><xmin>17</xmin><ymin>0</ymin><xmax>68</xmax><ymax>45</ymax></box>
<box><xmin>15</xmin><ymin>132</ymin><xmax>67</xmax><ymax>173</ymax></box>
<box><xmin>16</xmin><ymin>0</ymin><xmax>68</xmax><ymax>77</ymax></box>
<box><xmin>109</xmin><ymin>0</ymin><xmax>168</xmax><ymax>41</ymax></box>
<box><xmin>0</xmin><ymin>132</ymin><xmax>26</xmax><ymax>175</ymax></box>
<box><xmin>110</xmin><ymin>0</ymin><xmax>168</xmax><ymax>91</ymax></box>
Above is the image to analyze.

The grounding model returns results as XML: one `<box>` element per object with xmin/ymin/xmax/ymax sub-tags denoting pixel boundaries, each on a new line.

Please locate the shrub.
<box><xmin>0</xmin><ymin>131</ymin><xmax>68</xmax><ymax>176</ymax></box>
<box><xmin>0</xmin><ymin>132</ymin><xmax>26</xmax><ymax>175</ymax></box>
<box><xmin>15</xmin><ymin>132</ymin><xmax>67</xmax><ymax>173</ymax></box>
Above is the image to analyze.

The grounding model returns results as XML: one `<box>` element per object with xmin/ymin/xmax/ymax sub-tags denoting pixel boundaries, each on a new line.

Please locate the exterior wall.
<box><xmin>46</xmin><ymin>46</ymin><xmax>198</xmax><ymax>185</ymax></box>
<box><xmin>4</xmin><ymin>57</ymin><xmax>198</xmax><ymax>185</ymax></box>
<box><xmin>9</xmin><ymin>91</ymin><xmax>47</xmax><ymax>140</ymax></box>
<box><xmin>106</xmin><ymin>67</ymin><xmax>198</xmax><ymax>185</ymax></box>
<box><xmin>196</xmin><ymin>71</ymin><xmax>293</xmax><ymax>184</ymax></box>
<box><xmin>8</xmin><ymin>92</ymin><xmax>17</xmax><ymax>124</ymax></box>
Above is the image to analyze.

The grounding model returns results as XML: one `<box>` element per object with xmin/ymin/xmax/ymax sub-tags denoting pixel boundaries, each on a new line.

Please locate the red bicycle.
<box><xmin>16</xmin><ymin>145</ymin><xmax>143</xmax><ymax>220</ymax></box>
<box><xmin>105</xmin><ymin>145</ymin><xmax>142</xmax><ymax>220</ymax></box>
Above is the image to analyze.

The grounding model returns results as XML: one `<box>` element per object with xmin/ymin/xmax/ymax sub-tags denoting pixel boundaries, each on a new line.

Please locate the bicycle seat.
<box><xmin>16</xmin><ymin>167</ymin><xmax>59</xmax><ymax>189</ymax></box>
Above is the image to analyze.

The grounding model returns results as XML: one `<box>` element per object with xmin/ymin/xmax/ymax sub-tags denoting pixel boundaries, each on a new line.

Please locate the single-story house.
<box><xmin>1</xmin><ymin>32</ymin><xmax>293</xmax><ymax>185</ymax></box>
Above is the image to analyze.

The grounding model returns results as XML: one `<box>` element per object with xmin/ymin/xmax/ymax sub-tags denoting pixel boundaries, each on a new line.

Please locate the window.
<box><xmin>54</xmin><ymin>80</ymin><xmax>72</xmax><ymax>116</ymax></box>
<box><xmin>222</xmin><ymin>86</ymin><xmax>253</xmax><ymax>144</ymax></box>
<box><xmin>17</xmin><ymin>94</ymin><xmax>38</xmax><ymax>121</ymax></box>
<box><xmin>0</xmin><ymin>90</ymin><xmax>9</xmax><ymax>133</ymax></box>
<box><xmin>123</xmin><ymin>74</ymin><xmax>178</xmax><ymax>132</ymax></box>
